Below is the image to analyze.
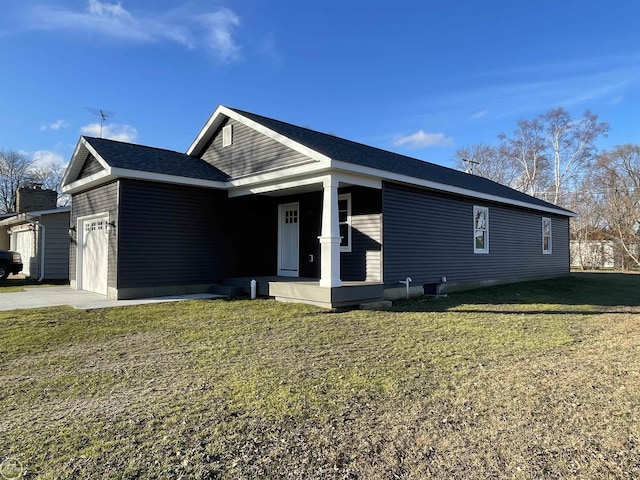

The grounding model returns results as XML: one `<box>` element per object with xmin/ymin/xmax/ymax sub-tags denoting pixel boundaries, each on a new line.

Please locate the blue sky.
<box><xmin>1</xmin><ymin>0</ymin><xmax>639</xmax><ymax>172</ymax></box>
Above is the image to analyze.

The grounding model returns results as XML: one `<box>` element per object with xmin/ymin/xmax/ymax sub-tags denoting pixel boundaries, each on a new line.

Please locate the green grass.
<box><xmin>1</xmin><ymin>273</ymin><xmax>639</xmax><ymax>479</ymax></box>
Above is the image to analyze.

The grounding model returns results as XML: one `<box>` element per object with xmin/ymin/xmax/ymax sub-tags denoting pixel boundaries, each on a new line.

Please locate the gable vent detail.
<box><xmin>222</xmin><ymin>124</ymin><xmax>233</xmax><ymax>147</ymax></box>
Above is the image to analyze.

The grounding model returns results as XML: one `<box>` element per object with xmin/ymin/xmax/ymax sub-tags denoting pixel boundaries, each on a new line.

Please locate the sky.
<box><xmin>1</xmin><ymin>0</ymin><xmax>640</xmax><ymax>173</ymax></box>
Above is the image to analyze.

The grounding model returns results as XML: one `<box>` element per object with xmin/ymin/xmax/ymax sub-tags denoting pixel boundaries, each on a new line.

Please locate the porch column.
<box><xmin>318</xmin><ymin>176</ymin><xmax>342</xmax><ymax>287</ymax></box>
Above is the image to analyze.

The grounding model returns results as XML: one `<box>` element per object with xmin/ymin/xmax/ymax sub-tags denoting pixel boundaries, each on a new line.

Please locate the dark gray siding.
<box><xmin>117</xmin><ymin>182</ymin><xmax>282</xmax><ymax>287</ymax></box>
<box><xmin>78</xmin><ymin>155</ymin><xmax>104</xmax><ymax>179</ymax></box>
<box><xmin>341</xmin><ymin>187</ymin><xmax>382</xmax><ymax>281</ymax></box>
<box><xmin>382</xmin><ymin>182</ymin><xmax>570</xmax><ymax>288</ymax></box>
<box><xmin>117</xmin><ymin>181</ymin><xmax>234</xmax><ymax>287</ymax></box>
<box><xmin>70</xmin><ymin>182</ymin><xmax>118</xmax><ymax>286</ymax></box>
<box><xmin>201</xmin><ymin>118</ymin><xmax>312</xmax><ymax>178</ymax></box>
<box><xmin>42</xmin><ymin>212</ymin><xmax>70</xmax><ymax>280</ymax></box>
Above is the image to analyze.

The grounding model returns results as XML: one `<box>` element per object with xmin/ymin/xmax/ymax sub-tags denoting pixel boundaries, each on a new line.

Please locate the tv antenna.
<box><xmin>86</xmin><ymin>108</ymin><xmax>116</xmax><ymax>138</ymax></box>
<box><xmin>462</xmin><ymin>157</ymin><xmax>480</xmax><ymax>175</ymax></box>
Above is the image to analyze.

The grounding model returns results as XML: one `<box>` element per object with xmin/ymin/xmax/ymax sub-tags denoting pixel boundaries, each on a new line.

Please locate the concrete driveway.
<box><xmin>0</xmin><ymin>286</ymin><xmax>222</xmax><ymax>311</ymax></box>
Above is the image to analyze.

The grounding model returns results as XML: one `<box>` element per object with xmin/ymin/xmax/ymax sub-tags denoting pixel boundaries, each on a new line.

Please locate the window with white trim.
<box><xmin>542</xmin><ymin>217</ymin><xmax>552</xmax><ymax>254</ymax></box>
<box><xmin>473</xmin><ymin>206</ymin><xmax>489</xmax><ymax>254</ymax></box>
<box><xmin>222</xmin><ymin>124</ymin><xmax>233</xmax><ymax>147</ymax></box>
<box><xmin>338</xmin><ymin>193</ymin><xmax>352</xmax><ymax>252</ymax></box>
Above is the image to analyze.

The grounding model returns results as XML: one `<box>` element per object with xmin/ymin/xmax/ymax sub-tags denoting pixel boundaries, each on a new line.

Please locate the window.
<box><xmin>338</xmin><ymin>193</ymin><xmax>352</xmax><ymax>252</ymax></box>
<box><xmin>473</xmin><ymin>206</ymin><xmax>489</xmax><ymax>254</ymax></box>
<box><xmin>542</xmin><ymin>217</ymin><xmax>552</xmax><ymax>254</ymax></box>
<box><xmin>222</xmin><ymin>124</ymin><xmax>233</xmax><ymax>147</ymax></box>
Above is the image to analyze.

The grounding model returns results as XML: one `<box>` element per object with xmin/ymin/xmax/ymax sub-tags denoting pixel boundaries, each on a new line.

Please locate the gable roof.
<box><xmin>225</xmin><ymin>107</ymin><xmax>575</xmax><ymax>216</ymax></box>
<box><xmin>62</xmin><ymin>136</ymin><xmax>229</xmax><ymax>193</ymax></box>
<box><xmin>83</xmin><ymin>137</ymin><xmax>229</xmax><ymax>182</ymax></box>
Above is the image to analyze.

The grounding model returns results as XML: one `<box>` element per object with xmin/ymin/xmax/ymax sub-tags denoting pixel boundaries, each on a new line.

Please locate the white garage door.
<box><xmin>80</xmin><ymin>216</ymin><xmax>108</xmax><ymax>295</ymax></box>
<box><xmin>13</xmin><ymin>229</ymin><xmax>35</xmax><ymax>277</ymax></box>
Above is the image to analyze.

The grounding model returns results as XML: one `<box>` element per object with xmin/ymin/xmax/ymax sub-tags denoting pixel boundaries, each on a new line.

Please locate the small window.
<box><xmin>222</xmin><ymin>124</ymin><xmax>233</xmax><ymax>147</ymax></box>
<box><xmin>542</xmin><ymin>217</ymin><xmax>552</xmax><ymax>254</ymax></box>
<box><xmin>338</xmin><ymin>193</ymin><xmax>352</xmax><ymax>252</ymax></box>
<box><xmin>473</xmin><ymin>206</ymin><xmax>489</xmax><ymax>254</ymax></box>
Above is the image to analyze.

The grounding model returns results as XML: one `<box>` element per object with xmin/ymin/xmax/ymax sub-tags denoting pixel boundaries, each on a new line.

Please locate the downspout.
<box><xmin>26</xmin><ymin>219</ymin><xmax>45</xmax><ymax>282</ymax></box>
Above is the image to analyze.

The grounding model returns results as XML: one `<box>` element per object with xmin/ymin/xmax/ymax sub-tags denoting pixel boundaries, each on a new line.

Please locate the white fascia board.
<box><xmin>186</xmin><ymin>105</ymin><xmax>227</xmax><ymax>156</ymax></box>
<box><xmin>61</xmin><ymin>137</ymin><xmax>111</xmax><ymax>188</ymax></box>
<box><xmin>61</xmin><ymin>170</ymin><xmax>114</xmax><ymax>194</ymax></box>
<box><xmin>229</xmin><ymin>170</ymin><xmax>381</xmax><ymax>198</ymax></box>
<box><xmin>330</xmin><ymin>159</ymin><xmax>577</xmax><ymax>217</ymax></box>
<box><xmin>110</xmin><ymin>168</ymin><xmax>227</xmax><ymax>189</ymax></box>
<box><xmin>228</xmin><ymin>160</ymin><xmax>331</xmax><ymax>190</ymax></box>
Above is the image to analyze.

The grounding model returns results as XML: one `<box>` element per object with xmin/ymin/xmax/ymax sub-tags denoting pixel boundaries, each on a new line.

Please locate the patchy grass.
<box><xmin>0</xmin><ymin>273</ymin><xmax>639</xmax><ymax>479</ymax></box>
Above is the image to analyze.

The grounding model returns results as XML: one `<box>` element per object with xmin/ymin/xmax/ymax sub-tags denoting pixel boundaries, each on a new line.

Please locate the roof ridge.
<box><xmin>84</xmin><ymin>136</ymin><xmax>194</xmax><ymax>157</ymax></box>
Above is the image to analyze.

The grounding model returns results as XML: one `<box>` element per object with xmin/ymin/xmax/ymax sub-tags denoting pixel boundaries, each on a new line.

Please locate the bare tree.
<box><xmin>498</xmin><ymin>117</ymin><xmax>550</xmax><ymax>198</ymax></box>
<box><xmin>0</xmin><ymin>150</ymin><xmax>34</xmax><ymax>213</ymax></box>
<box><xmin>454</xmin><ymin>143</ymin><xmax>520</xmax><ymax>187</ymax></box>
<box><xmin>544</xmin><ymin>108</ymin><xmax>609</xmax><ymax>205</ymax></box>
<box><xmin>29</xmin><ymin>164</ymin><xmax>71</xmax><ymax>206</ymax></box>
<box><xmin>456</xmin><ymin>107</ymin><xmax>609</xmax><ymax>210</ymax></box>
<box><xmin>592</xmin><ymin>145</ymin><xmax>640</xmax><ymax>269</ymax></box>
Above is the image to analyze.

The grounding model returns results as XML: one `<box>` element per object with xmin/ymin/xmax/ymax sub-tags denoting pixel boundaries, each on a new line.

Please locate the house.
<box><xmin>60</xmin><ymin>105</ymin><xmax>575</xmax><ymax>308</ymax></box>
<box><xmin>0</xmin><ymin>186</ymin><xmax>71</xmax><ymax>280</ymax></box>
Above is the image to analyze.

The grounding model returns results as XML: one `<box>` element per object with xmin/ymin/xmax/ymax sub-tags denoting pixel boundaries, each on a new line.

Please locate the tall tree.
<box><xmin>0</xmin><ymin>150</ymin><xmax>34</xmax><ymax>213</ymax></box>
<box><xmin>497</xmin><ymin>116</ymin><xmax>550</xmax><ymax>198</ymax></box>
<box><xmin>592</xmin><ymin>144</ymin><xmax>640</xmax><ymax>268</ymax></box>
<box><xmin>544</xmin><ymin>108</ymin><xmax>609</xmax><ymax>205</ymax></box>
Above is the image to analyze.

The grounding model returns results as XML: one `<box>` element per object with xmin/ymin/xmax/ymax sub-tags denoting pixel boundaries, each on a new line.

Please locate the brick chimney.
<box><xmin>16</xmin><ymin>184</ymin><xmax>58</xmax><ymax>213</ymax></box>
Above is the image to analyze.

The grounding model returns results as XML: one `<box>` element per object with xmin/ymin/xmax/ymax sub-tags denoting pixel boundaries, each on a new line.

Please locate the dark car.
<box><xmin>0</xmin><ymin>250</ymin><xmax>23</xmax><ymax>280</ymax></box>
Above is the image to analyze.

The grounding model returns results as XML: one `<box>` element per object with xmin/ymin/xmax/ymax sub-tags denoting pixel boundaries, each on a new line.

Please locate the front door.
<box><xmin>278</xmin><ymin>203</ymin><xmax>299</xmax><ymax>277</ymax></box>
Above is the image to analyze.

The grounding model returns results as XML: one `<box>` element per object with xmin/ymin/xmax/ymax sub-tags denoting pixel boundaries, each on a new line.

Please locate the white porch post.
<box><xmin>318</xmin><ymin>176</ymin><xmax>342</xmax><ymax>287</ymax></box>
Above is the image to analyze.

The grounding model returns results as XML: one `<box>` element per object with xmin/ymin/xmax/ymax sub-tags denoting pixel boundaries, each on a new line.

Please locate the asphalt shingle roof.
<box><xmin>229</xmin><ymin>107</ymin><xmax>574</xmax><ymax>215</ymax></box>
<box><xmin>85</xmin><ymin>137</ymin><xmax>229</xmax><ymax>182</ymax></box>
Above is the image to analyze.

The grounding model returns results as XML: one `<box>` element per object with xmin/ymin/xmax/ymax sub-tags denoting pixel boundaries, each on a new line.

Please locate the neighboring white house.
<box><xmin>0</xmin><ymin>207</ymin><xmax>71</xmax><ymax>280</ymax></box>
<box><xmin>570</xmin><ymin>240</ymin><xmax>615</xmax><ymax>269</ymax></box>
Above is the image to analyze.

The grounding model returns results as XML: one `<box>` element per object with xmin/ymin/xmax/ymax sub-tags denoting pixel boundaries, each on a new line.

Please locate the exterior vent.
<box><xmin>222</xmin><ymin>124</ymin><xmax>233</xmax><ymax>147</ymax></box>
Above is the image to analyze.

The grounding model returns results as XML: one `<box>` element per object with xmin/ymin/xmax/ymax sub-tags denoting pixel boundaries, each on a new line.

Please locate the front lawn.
<box><xmin>1</xmin><ymin>273</ymin><xmax>638</xmax><ymax>479</ymax></box>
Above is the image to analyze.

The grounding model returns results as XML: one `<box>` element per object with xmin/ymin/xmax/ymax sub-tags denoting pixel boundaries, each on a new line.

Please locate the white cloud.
<box><xmin>32</xmin><ymin>150</ymin><xmax>67</xmax><ymax>169</ymax></box>
<box><xmin>471</xmin><ymin>109</ymin><xmax>489</xmax><ymax>120</ymax></box>
<box><xmin>81</xmin><ymin>122</ymin><xmax>138</xmax><ymax>143</ymax></box>
<box><xmin>27</xmin><ymin>1</ymin><xmax>242</xmax><ymax>62</ymax></box>
<box><xmin>393</xmin><ymin>130</ymin><xmax>454</xmax><ymax>149</ymax></box>
<box><xmin>201</xmin><ymin>8</ymin><xmax>241</xmax><ymax>62</ymax></box>
<box><xmin>40</xmin><ymin>120</ymin><xmax>70</xmax><ymax>131</ymax></box>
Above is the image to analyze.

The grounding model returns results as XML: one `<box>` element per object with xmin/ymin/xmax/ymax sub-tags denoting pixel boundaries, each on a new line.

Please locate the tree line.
<box><xmin>0</xmin><ymin>150</ymin><xmax>68</xmax><ymax>213</ymax></box>
<box><xmin>454</xmin><ymin>107</ymin><xmax>640</xmax><ymax>270</ymax></box>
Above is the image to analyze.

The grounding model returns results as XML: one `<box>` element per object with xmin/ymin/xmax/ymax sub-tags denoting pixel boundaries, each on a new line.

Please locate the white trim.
<box><xmin>542</xmin><ymin>217</ymin><xmax>552</xmax><ymax>254</ymax></box>
<box><xmin>338</xmin><ymin>193</ymin><xmax>352</xmax><ymax>253</ymax></box>
<box><xmin>76</xmin><ymin>212</ymin><xmax>110</xmax><ymax>295</ymax></box>
<box><xmin>277</xmin><ymin>202</ymin><xmax>300</xmax><ymax>277</ymax></box>
<box><xmin>330</xmin><ymin>159</ymin><xmax>575</xmax><ymax>218</ymax></box>
<box><xmin>222</xmin><ymin>124</ymin><xmax>233</xmax><ymax>147</ymax></box>
<box><xmin>473</xmin><ymin>206</ymin><xmax>489</xmax><ymax>254</ymax></box>
<box><xmin>62</xmin><ymin>167</ymin><xmax>227</xmax><ymax>194</ymax></box>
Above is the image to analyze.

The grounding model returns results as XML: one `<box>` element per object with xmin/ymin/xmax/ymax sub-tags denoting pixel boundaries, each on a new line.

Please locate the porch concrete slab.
<box><xmin>0</xmin><ymin>286</ymin><xmax>223</xmax><ymax>312</ymax></box>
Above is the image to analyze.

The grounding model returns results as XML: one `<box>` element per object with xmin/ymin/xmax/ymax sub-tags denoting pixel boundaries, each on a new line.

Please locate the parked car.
<box><xmin>0</xmin><ymin>250</ymin><xmax>23</xmax><ymax>280</ymax></box>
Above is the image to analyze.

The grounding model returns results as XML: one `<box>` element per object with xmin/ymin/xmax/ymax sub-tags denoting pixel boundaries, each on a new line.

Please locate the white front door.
<box><xmin>278</xmin><ymin>203</ymin><xmax>299</xmax><ymax>277</ymax></box>
<box><xmin>79</xmin><ymin>215</ymin><xmax>109</xmax><ymax>295</ymax></box>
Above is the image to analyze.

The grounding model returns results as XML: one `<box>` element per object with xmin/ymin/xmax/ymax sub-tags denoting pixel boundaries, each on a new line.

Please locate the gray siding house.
<box><xmin>61</xmin><ymin>105</ymin><xmax>575</xmax><ymax>308</ymax></box>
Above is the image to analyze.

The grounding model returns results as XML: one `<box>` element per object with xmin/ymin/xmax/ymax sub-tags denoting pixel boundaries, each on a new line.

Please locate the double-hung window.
<box><xmin>473</xmin><ymin>206</ymin><xmax>489</xmax><ymax>254</ymax></box>
<box><xmin>338</xmin><ymin>193</ymin><xmax>352</xmax><ymax>252</ymax></box>
<box><xmin>542</xmin><ymin>217</ymin><xmax>552</xmax><ymax>254</ymax></box>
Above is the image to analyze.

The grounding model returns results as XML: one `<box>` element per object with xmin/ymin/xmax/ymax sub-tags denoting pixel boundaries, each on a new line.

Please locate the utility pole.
<box><xmin>462</xmin><ymin>157</ymin><xmax>480</xmax><ymax>175</ymax></box>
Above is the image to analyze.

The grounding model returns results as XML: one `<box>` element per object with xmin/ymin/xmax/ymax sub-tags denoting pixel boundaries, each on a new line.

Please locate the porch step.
<box><xmin>209</xmin><ymin>284</ymin><xmax>245</xmax><ymax>297</ymax></box>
